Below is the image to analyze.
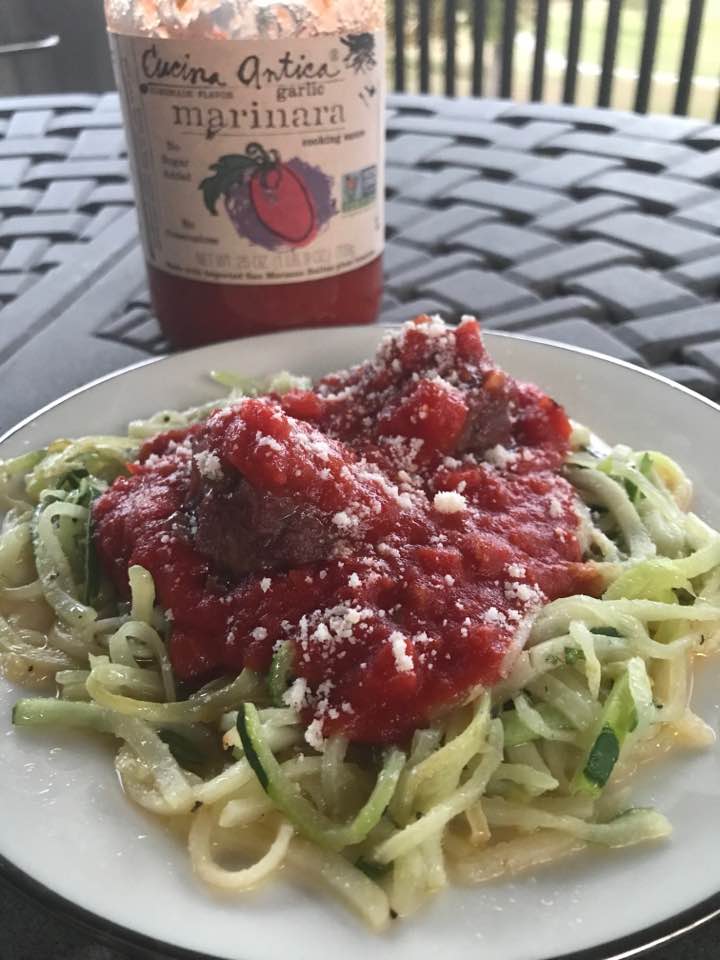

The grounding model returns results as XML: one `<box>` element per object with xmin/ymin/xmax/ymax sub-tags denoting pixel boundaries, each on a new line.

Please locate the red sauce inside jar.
<box><xmin>149</xmin><ymin>256</ymin><xmax>382</xmax><ymax>349</ymax></box>
<box><xmin>93</xmin><ymin>316</ymin><xmax>602</xmax><ymax>745</ymax></box>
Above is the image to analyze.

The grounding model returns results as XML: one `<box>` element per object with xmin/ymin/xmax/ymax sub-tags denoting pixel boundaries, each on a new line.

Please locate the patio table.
<box><xmin>0</xmin><ymin>90</ymin><xmax>719</xmax><ymax>960</ymax></box>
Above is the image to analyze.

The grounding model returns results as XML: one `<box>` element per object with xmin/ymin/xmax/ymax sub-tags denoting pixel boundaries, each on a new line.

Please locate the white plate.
<box><xmin>1</xmin><ymin>326</ymin><xmax>720</xmax><ymax>960</ymax></box>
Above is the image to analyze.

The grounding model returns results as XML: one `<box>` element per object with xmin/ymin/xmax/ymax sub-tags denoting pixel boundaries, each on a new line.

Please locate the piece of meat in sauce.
<box><xmin>188</xmin><ymin>447</ymin><xmax>334</xmax><ymax>578</ymax></box>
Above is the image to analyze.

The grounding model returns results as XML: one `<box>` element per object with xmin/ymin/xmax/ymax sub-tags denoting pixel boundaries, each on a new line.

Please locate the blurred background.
<box><xmin>0</xmin><ymin>0</ymin><xmax>114</xmax><ymax>96</ymax></box>
<box><xmin>0</xmin><ymin>0</ymin><xmax>717</xmax><ymax>117</ymax></box>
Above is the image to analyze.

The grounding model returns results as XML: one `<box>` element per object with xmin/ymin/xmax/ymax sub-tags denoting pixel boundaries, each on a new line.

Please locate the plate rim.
<box><xmin>1</xmin><ymin>325</ymin><xmax>720</xmax><ymax>960</ymax></box>
<box><xmin>4</xmin><ymin>844</ymin><xmax>720</xmax><ymax>960</ymax></box>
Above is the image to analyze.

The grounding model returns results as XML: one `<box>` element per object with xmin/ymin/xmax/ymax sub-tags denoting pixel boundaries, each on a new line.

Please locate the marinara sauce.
<box><xmin>93</xmin><ymin>317</ymin><xmax>603</xmax><ymax>746</ymax></box>
<box><xmin>148</xmin><ymin>256</ymin><xmax>383</xmax><ymax>348</ymax></box>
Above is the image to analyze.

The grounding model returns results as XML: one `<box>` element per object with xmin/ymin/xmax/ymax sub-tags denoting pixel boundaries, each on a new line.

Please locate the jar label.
<box><xmin>109</xmin><ymin>31</ymin><xmax>384</xmax><ymax>286</ymax></box>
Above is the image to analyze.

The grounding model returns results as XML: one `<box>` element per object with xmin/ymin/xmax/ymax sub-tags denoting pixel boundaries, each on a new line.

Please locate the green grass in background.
<box><xmin>546</xmin><ymin>0</ymin><xmax>720</xmax><ymax>80</ymax></box>
<box><xmin>544</xmin><ymin>0</ymin><xmax>720</xmax><ymax>114</ymax></box>
<box><xmin>388</xmin><ymin>0</ymin><xmax>720</xmax><ymax>119</ymax></box>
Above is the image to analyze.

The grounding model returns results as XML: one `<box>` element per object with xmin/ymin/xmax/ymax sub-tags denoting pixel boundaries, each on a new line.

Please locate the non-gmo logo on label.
<box><xmin>342</xmin><ymin>165</ymin><xmax>376</xmax><ymax>213</ymax></box>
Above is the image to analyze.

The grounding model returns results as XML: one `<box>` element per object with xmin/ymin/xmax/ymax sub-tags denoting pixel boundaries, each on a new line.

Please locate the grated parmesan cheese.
<box><xmin>332</xmin><ymin>511</ymin><xmax>357</xmax><ymax>529</ymax></box>
<box><xmin>193</xmin><ymin>449</ymin><xmax>223</xmax><ymax>481</ymax></box>
<box><xmin>433</xmin><ymin>490</ymin><xmax>467</xmax><ymax>514</ymax></box>
<box><xmin>283</xmin><ymin>677</ymin><xmax>308</xmax><ymax>712</ymax></box>
<box><xmin>389</xmin><ymin>631</ymin><xmax>414</xmax><ymax>673</ymax></box>
<box><xmin>304</xmin><ymin>718</ymin><xmax>326</xmax><ymax>752</ymax></box>
<box><xmin>483</xmin><ymin>606</ymin><xmax>505</xmax><ymax>623</ymax></box>
<box><xmin>484</xmin><ymin>444</ymin><xmax>518</xmax><ymax>470</ymax></box>
<box><xmin>504</xmin><ymin>581</ymin><xmax>542</xmax><ymax>604</ymax></box>
<box><xmin>313</xmin><ymin>622</ymin><xmax>331</xmax><ymax>643</ymax></box>
<box><xmin>255</xmin><ymin>433</ymin><xmax>284</xmax><ymax>454</ymax></box>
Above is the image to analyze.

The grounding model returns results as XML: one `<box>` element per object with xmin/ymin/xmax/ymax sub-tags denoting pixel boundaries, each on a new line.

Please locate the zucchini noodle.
<box><xmin>2</xmin><ymin>375</ymin><xmax>720</xmax><ymax>932</ymax></box>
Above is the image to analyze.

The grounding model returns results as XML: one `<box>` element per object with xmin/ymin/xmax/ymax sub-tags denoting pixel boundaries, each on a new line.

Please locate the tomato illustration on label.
<box><xmin>250</xmin><ymin>163</ymin><xmax>315</xmax><ymax>244</ymax></box>
<box><xmin>200</xmin><ymin>143</ymin><xmax>336</xmax><ymax>251</ymax></box>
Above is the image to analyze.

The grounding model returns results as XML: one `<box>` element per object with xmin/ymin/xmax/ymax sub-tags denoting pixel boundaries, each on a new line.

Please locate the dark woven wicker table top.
<box><xmin>1</xmin><ymin>91</ymin><xmax>720</xmax><ymax>433</ymax></box>
<box><xmin>0</xmin><ymin>91</ymin><xmax>719</xmax><ymax>960</ymax></box>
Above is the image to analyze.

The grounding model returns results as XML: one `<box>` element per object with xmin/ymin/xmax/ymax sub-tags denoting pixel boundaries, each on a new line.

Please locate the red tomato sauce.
<box><xmin>149</xmin><ymin>255</ymin><xmax>382</xmax><ymax>349</ymax></box>
<box><xmin>93</xmin><ymin>317</ymin><xmax>602</xmax><ymax>745</ymax></box>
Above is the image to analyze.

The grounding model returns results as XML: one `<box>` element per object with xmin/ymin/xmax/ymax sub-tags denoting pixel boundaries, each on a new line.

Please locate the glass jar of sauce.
<box><xmin>105</xmin><ymin>0</ymin><xmax>385</xmax><ymax>347</ymax></box>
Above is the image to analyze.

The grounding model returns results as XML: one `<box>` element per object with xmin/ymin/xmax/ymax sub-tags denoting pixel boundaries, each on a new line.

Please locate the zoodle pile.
<box><xmin>2</xmin><ymin>348</ymin><xmax>720</xmax><ymax>930</ymax></box>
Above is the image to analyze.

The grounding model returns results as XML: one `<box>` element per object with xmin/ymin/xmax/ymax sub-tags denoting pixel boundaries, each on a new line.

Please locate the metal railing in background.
<box><xmin>390</xmin><ymin>0</ymin><xmax>720</xmax><ymax>121</ymax></box>
<box><xmin>1</xmin><ymin>0</ymin><xmax>716</xmax><ymax>119</ymax></box>
<box><xmin>675</xmin><ymin>0</ymin><xmax>709</xmax><ymax>115</ymax></box>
